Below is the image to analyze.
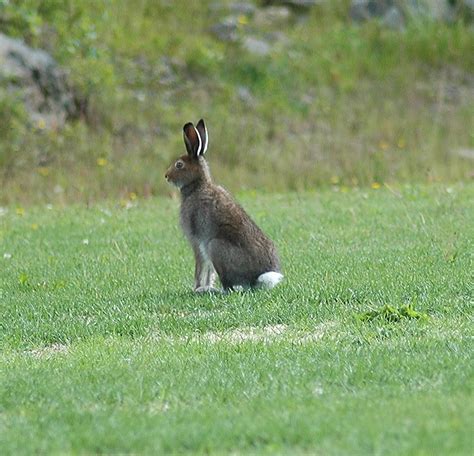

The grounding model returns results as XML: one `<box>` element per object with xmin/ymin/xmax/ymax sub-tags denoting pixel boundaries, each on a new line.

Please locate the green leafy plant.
<box><xmin>356</xmin><ymin>304</ymin><xmax>430</xmax><ymax>323</ymax></box>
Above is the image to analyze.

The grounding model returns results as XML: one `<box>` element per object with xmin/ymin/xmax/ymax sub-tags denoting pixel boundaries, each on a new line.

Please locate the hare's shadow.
<box><xmin>135</xmin><ymin>286</ymin><xmax>260</xmax><ymax>313</ymax></box>
<box><xmin>131</xmin><ymin>287</ymin><xmax>228</xmax><ymax>312</ymax></box>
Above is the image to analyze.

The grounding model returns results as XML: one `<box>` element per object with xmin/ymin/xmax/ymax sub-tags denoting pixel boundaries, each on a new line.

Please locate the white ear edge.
<box><xmin>201</xmin><ymin>123</ymin><xmax>208</xmax><ymax>155</ymax></box>
<box><xmin>194</xmin><ymin>125</ymin><xmax>202</xmax><ymax>156</ymax></box>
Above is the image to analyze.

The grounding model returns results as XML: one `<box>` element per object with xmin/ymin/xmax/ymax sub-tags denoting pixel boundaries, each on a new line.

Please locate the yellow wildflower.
<box><xmin>371</xmin><ymin>182</ymin><xmax>381</xmax><ymax>190</ymax></box>
<box><xmin>97</xmin><ymin>158</ymin><xmax>108</xmax><ymax>167</ymax></box>
<box><xmin>379</xmin><ymin>141</ymin><xmax>389</xmax><ymax>150</ymax></box>
<box><xmin>16</xmin><ymin>207</ymin><xmax>25</xmax><ymax>216</ymax></box>
<box><xmin>38</xmin><ymin>167</ymin><xmax>50</xmax><ymax>177</ymax></box>
<box><xmin>31</xmin><ymin>223</ymin><xmax>39</xmax><ymax>230</ymax></box>
<box><xmin>238</xmin><ymin>15</ymin><xmax>249</xmax><ymax>25</ymax></box>
<box><xmin>330</xmin><ymin>175</ymin><xmax>340</xmax><ymax>185</ymax></box>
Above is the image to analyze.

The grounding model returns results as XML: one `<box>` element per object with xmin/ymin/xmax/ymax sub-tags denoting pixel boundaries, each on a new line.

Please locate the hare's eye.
<box><xmin>175</xmin><ymin>160</ymin><xmax>184</xmax><ymax>169</ymax></box>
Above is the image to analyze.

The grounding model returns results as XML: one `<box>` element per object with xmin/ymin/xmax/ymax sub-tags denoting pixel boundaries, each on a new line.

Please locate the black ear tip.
<box><xmin>183</xmin><ymin>122</ymin><xmax>194</xmax><ymax>131</ymax></box>
<box><xmin>197</xmin><ymin>118</ymin><xmax>205</xmax><ymax>126</ymax></box>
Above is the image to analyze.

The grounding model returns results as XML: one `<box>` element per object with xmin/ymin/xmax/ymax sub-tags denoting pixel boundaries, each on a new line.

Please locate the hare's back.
<box><xmin>212</xmin><ymin>186</ymin><xmax>274</xmax><ymax>248</ymax></box>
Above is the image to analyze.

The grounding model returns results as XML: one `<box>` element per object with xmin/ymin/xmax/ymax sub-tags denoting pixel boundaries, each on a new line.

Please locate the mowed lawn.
<box><xmin>0</xmin><ymin>185</ymin><xmax>472</xmax><ymax>455</ymax></box>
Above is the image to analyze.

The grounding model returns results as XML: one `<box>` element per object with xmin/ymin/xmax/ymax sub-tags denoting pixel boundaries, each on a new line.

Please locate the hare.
<box><xmin>165</xmin><ymin>119</ymin><xmax>283</xmax><ymax>293</ymax></box>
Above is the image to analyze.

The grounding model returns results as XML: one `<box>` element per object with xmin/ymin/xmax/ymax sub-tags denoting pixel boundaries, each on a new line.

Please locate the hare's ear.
<box><xmin>183</xmin><ymin>122</ymin><xmax>202</xmax><ymax>158</ymax></box>
<box><xmin>195</xmin><ymin>119</ymin><xmax>208</xmax><ymax>155</ymax></box>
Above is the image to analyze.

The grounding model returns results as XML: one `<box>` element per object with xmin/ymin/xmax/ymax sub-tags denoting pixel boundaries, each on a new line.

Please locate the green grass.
<box><xmin>1</xmin><ymin>1</ymin><xmax>473</xmax><ymax>204</ymax></box>
<box><xmin>0</xmin><ymin>184</ymin><xmax>473</xmax><ymax>454</ymax></box>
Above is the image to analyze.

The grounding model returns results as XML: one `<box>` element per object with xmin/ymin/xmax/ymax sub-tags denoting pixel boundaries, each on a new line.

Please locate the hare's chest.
<box><xmin>180</xmin><ymin>202</ymin><xmax>212</xmax><ymax>241</ymax></box>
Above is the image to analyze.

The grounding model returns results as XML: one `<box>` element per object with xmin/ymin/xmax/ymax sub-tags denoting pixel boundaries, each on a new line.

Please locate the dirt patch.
<box><xmin>189</xmin><ymin>322</ymin><xmax>336</xmax><ymax>345</ymax></box>
<box><xmin>27</xmin><ymin>343</ymin><xmax>69</xmax><ymax>359</ymax></box>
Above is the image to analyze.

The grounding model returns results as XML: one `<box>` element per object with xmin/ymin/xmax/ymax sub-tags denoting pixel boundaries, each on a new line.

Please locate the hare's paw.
<box><xmin>194</xmin><ymin>285</ymin><xmax>222</xmax><ymax>294</ymax></box>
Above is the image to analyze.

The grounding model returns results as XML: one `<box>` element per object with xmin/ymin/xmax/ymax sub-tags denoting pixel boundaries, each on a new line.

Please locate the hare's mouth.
<box><xmin>167</xmin><ymin>178</ymin><xmax>182</xmax><ymax>189</ymax></box>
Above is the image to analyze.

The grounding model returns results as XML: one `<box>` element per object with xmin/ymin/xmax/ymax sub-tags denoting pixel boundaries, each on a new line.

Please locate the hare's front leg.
<box><xmin>193</xmin><ymin>244</ymin><xmax>218</xmax><ymax>293</ymax></box>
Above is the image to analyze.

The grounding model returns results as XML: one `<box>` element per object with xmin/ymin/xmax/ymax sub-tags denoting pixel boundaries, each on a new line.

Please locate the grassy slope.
<box><xmin>1</xmin><ymin>1</ymin><xmax>473</xmax><ymax>204</ymax></box>
<box><xmin>0</xmin><ymin>184</ymin><xmax>473</xmax><ymax>454</ymax></box>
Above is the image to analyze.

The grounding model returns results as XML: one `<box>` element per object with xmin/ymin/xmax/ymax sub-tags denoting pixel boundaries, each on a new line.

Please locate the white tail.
<box><xmin>257</xmin><ymin>272</ymin><xmax>283</xmax><ymax>289</ymax></box>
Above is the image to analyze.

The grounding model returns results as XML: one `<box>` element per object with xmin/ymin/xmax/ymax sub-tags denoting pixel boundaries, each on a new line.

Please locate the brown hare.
<box><xmin>165</xmin><ymin>119</ymin><xmax>283</xmax><ymax>293</ymax></box>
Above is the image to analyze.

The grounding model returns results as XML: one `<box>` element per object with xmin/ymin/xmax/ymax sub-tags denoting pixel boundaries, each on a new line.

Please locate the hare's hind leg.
<box><xmin>208</xmin><ymin>239</ymin><xmax>252</xmax><ymax>291</ymax></box>
<box><xmin>208</xmin><ymin>239</ymin><xmax>283</xmax><ymax>291</ymax></box>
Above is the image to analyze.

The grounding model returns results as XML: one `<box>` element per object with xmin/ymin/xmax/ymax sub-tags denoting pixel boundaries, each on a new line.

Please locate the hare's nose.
<box><xmin>165</xmin><ymin>172</ymin><xmax>168</xmax><ymax>180</ymax></box>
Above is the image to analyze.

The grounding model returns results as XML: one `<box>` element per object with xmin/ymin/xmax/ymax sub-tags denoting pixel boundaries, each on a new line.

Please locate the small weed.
<box><xmin>356</xmin><ymin>304</ymin><xmax>430</xmax><ymax>323</ymax></box>
<box><xmin>18</xmin><ymin>272</ymin><xmax>29</xmax><ymax>287</ymax></box>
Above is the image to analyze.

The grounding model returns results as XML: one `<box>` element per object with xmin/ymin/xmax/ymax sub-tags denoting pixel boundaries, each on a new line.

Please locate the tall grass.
<box><xmin>0</xmin><ymin>1</ymin><xmax>473</xmax><ymax>204</ymax></box>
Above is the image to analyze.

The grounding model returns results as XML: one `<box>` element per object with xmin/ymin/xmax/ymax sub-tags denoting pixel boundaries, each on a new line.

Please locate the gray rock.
<box><xmin>157</xmin><ymin>57</ymin><xmax>177</xmax><ymax>85</ymax></box>
<box><xmin>405</xmin><ymin>0</ymin><xmax>455</xmax><ymax>22</ymax></box>
<box><xmin>350</xmin><ymin>0</ymin><xmax>395</xmax><ymax>22</ymax></box>
<box><xmin>211</xmin><ymin>16</ymin><xmax>240</xmax><ymax>42</ymax></box>
<box><xmin>383</xmin><ymin>5</ymin><xmax>405</xmax><ymax>28</ymax></box>
<box><xmin>210</xmin><ymin>1</ymin><xmax>256</xmax><ymax>15</ymax></box>
<box><xmin>350</xmin><ymin>0</ymin><xmax>470</xmax><ymax>24</ymax></box>
<box><xmin>242</xmin><ymin>36</ymin><xmax>272</xmax><ymax>56</ymax></box>
<box><xmin>266</xmin><ymin>31</ymin><xmax>290</xmax><ymax>44</ymax></box>
<box><xmin>229</xmin><ymin>2</ymin><xmax>257</xmax><ymax>15</ymax></box>
<box><xmin>254</xmin><ymin>6</ymin><xmax>292</xmax><ymax>26</ymax></box>
<box><xmin>236</xmin><ymin>85</ymin><xmax>257</xmax><ymax>106</ymax></box>
<box><xmin>262</xmin><ymin>0</ymin><xmax>322</xmax><ymax>9</ymax></box>
<box><xmin>0</xmin><ymin>33</ymin><xmax>79</xmax><ymax>128</ymax></box>
<box><xmin>454</xmin><ymin>148</ymin><xmax>474</xmax><ymax>160</ymax></box>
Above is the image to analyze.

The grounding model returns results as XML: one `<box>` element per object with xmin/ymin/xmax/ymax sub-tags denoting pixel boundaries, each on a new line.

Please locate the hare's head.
<box><xmin>165</xmin><ymin>119</ymin><xmax>211</xmax><ymax>189</ymax></box>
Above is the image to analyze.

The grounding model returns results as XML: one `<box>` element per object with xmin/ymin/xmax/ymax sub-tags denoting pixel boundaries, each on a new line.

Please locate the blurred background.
<box><xmin>0</xmin><ymin>0</ymin><xmax>472</xmax><ymax>205</ymax></box>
